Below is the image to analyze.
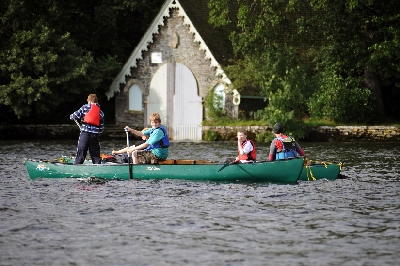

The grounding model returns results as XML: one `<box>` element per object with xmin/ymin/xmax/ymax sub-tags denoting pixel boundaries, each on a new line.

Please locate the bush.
<box><xmin>308</xmin><ymin>70</ymin><xmax>377</xmax><ymax>123</ymax></box>
<box><xmin>203</xmin><ymin>130</ymin><xmax>218</xmax><ymax>141</ymax></box>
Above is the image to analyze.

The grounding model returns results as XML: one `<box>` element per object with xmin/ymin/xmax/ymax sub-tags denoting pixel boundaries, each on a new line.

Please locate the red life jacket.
<box><xmin>83</xmin><ymin>104</ymin><xmax>101</xmax><ymax>126</ymax></box>
<box><xmin>237</xmin><ymin>139</ymin><xmax>257</xmax><ymax>161</ymax></box>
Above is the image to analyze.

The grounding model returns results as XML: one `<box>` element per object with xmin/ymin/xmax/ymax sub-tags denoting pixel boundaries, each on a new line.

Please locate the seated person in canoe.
<box><xmin>269</xmin><ymin>123</ymin><xmax>305</xmax><ymax>161</ymax></box>
<box><xmin>235</xmin><ymin>129</ymin><xmax>256</xmax><ymax>163</ymax></box>
<box><xmin>112</xmin><ymin>112</ymin><xmax>169</xmax><ymax>164</ymax></box>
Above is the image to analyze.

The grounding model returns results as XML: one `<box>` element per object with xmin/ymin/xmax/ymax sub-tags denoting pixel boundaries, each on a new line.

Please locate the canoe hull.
<box><xmin>299</xmin><ymin>161</ymin><xmax>342</xmax><ymax>181</ymax></box>
<box><xmin>25</xmin><ymin>158</ymin><xmax>305</xmax><ymax>183</ymax></box>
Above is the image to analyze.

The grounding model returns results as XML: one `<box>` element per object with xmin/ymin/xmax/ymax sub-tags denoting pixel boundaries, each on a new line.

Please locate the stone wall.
<box><xmin>305</xmin><ymin>126</ymin><xmax>400</xmax><ymax>142</ymax></box>
<box><xmin>0</xmin><ymin>124</ymin><xmax>79</xmax><ymax>140</ymax></box>
<box><xmin>1</xmin><ymin>124</ymin><xmax>399</xmax><ymax>141</ymax></box>
<box><xmin>202</xmin><ymin>126</ymin><xmax>400</xmax><ymax>142</ymax></box>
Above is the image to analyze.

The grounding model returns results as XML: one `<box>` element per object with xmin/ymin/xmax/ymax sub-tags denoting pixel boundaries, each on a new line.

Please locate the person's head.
<box><xmin>237</xmin><ymin>129</ymin><xmax>247</xmax><ymax>141</ymax></box>
<box><xmin>149</xmin><ymin>112</ymin><xmax>161</xmax><ymax>128</ymax></box>
<box><xmin>273</xmin><ymin>123</ymin><xmax>284</xmax><ymax>134</ymax></box>
<box><xmin>87</xmin><ymin>94</ymin><xmax>98</xmax><ymax>103</ymax></box>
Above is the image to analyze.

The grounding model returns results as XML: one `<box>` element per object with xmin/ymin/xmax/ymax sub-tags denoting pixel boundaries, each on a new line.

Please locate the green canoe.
<box><xmin>299</xmin><ymin>160</ymin><xmax>343</xmax><ymax>181</ymax></box>
<box><xmin>24</xmin><ymin>157</ymin><xmax>305</xmax><ymax>183</ymax></box>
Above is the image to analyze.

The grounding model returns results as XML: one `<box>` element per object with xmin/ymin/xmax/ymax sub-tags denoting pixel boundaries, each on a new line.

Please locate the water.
<box><xmin>1</xmin><ymin>140</ymin><xmax>399</xmax><ymax>265</ymax></box>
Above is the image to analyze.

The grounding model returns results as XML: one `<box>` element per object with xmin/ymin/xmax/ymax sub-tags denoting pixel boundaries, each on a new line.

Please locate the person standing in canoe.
<box><xmin>268</xmin><ymin>123</ymin><xmax>305</xmax><ymax>161</ymax></box>
<box><xmin>112</xmin><ymin>112</ymin><xmax>169</xmax><ymax>164</ymax></box>
<box><xmin>70</xmin><ymin>94</ymin><xmax>105</xmax><ymax>164</ymax></box>
<box><xmin>235</xmin><ymin>129</ymin><xmax>256</xmax><ymax>163</ymax></box>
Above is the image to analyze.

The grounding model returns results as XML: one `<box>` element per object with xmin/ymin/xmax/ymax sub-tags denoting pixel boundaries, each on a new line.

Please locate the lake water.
<box><xmin>1</xmin><ymin>139</ymin><xmax>399</xmax><ymax>265</ymax></box>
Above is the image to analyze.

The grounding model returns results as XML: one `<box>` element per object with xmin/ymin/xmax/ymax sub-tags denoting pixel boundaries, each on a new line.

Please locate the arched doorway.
<box><xmin>147</xmin><ymin>63</ymin><xmax>202</xmax><ymax>141</ymax></box>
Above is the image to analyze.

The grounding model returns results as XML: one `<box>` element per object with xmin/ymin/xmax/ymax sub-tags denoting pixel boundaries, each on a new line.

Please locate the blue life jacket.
<box><xmin>275</xmin><ymin>136</ymin><xmax>298</xmax><ymax>160</ymax></box>
<box><xmin>144</xmin><ymin>126</ymin><xmax>170</xmax><ymax>150</ymax></box>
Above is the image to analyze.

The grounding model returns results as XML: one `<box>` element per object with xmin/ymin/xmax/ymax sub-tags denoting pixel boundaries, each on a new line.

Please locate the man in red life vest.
<box><xmin>235</xmin><ymin>129</ymin><xmax>256</xmax><ymax>163</ymax></box>
<box><xmin>70</xmin><ymin>94</ymin><xmax>105</xmax><ymax>164</ymax></box>
<box><xmin>268</xmin><ymin>123</ymin><xmax>305</xmax><ymax>161</ymax></box>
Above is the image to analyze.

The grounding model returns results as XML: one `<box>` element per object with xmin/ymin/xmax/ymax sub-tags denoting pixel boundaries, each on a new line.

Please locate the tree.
<box><xmin>309</xmin><ymin>0</ymin><xmax>400</xmax><ymax>121</ymax></box>
<box><xmin>208</xmin><ymin>0</ymin><xmax>400</xmax><ymax>130</ymax></box>
<box><xmin>208</xmin><ymin>0</ymin><xmax>318</xmax><ymax>138</ymax></box>
<box><xmin>0</xmin><ymin>0</ymin><xmax>164</xmax><ymax>123</ymax></box>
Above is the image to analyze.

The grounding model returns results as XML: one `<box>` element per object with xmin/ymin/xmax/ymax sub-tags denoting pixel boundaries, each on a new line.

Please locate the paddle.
<box><xmin>74</xmin><ymin>119</ymin><xmax>81</xmax><ymax>128</ymax></box>
<box><xmin>218</xmin><ymin>160</ymin><xmax>234</xmax><ymax>172</ymax></box>
<box><xmin>125</xmin><ymin>127</ymin><xmax>133</xmax><ymax>179</ymax></box>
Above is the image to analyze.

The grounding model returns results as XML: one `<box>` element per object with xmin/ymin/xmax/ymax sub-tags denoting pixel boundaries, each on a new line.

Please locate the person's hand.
<box><xmin>112</xmin><ymin>150</ymin><xmax>116</xmax><ymax>155</ymax></box>
<box><xmin>124</xmin><ymin>126</ymin><xmax>130</xmax><ymax>131</ymax></box>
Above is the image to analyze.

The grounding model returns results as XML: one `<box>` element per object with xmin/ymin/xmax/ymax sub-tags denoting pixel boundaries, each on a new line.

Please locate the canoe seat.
<box><xmin>194</xmin><ymin>160</ymin><xmax>212</xmax><ymax>164</ymax></box>
<box><xmin>158</xmin><ymin>159</ymin><xmax>176</xmax><ymax>165</ymax></box>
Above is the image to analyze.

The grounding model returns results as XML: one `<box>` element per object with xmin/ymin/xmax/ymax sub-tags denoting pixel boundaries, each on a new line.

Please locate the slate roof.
<box><xmin>107</xmin><ymin>0</ymin><xmax>238</xmax><ymax>99</ymax></box>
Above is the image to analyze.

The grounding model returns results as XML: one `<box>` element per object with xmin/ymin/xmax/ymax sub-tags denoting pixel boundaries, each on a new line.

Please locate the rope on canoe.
<box><xmin>303</xmin><ymin>159</ymin><xmax>344</xmax><ymax>182</ymax></box>
<box><xmin>304</xmin><ymin>165</ymin><xmax>317</xmax><ymax>181</ymax></box>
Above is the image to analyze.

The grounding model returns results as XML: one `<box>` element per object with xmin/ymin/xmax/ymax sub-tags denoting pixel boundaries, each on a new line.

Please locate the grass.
<box><xmin>202</xmin><ymin>118</ymin><xmax>265</xmax><ymax>126</ymax></box>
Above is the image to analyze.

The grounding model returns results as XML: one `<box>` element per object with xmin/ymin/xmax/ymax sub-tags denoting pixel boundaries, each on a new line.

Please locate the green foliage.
<box><xmin>255</xmin><ymin>130</ymin><xmax>273</xmax><ymax>143</ymax></box>
<box><xmin>309</xmin><ymin>0</ymin><xmax>400</xmax><ymax>118</ymax></box>
<box><xmin>204</xmin><ymin>88</ymin><xmax>228</xmax><ymax>121</ymax></box>
<box><xmin>208</xmin><ymin>0</ymin><xmax>231</xmax><ymax>27</ymax></box>
<box><xmin>308</xmin><ymin>69</ymin><xmax>377</xmax><ymax>123</ymax></box>
<box><xmin>208</xmin><ymin>0</ymin><xmax>400</xmax><ymax>125</ymax></box>
<box><xmin>208</xmin><ymin>0</ymin><xmax>320</xmax><ymax>141</ymax></box>
<box><xmin>203</xmin><ymin>130</ymin><xmax>219</xmax><ymax>141</ymax></box>
<box><xmin>202</xmin><ymin>117</ymin><xmax>266</xmax><ymax>126</ymax></box>
<box><xmin>0</xmin><ymin>23</ymin><xmax>94</xmax><ymax>118</ymax></box>
<box><xmin>0</xmin><ymin>0</ymin><xmax>164</xmax><ymax>123</ymax></box>
<box><xmin>223</xmin><ymin>49</ymin><xmax>315</xmax><ymax>141</ymax></box>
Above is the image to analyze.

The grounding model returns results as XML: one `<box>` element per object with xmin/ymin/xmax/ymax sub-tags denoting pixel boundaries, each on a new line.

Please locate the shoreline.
<box><xmin>1</xmin><ymin>124</ymin><xmax>399</xmax><ymax>142</ymax></box>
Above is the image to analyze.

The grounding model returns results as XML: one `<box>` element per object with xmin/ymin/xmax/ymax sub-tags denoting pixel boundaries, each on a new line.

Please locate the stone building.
<box><xmin>106</xmin><ymin>0</ymin><xmax>241</xmax><ymax>141</ymax></box>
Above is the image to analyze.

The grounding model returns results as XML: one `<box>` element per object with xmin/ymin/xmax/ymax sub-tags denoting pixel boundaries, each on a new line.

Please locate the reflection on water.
<box><xmin>0</xmin><ymin>140</ymin><xmax>399</xmax><ymax>265</ymax></box>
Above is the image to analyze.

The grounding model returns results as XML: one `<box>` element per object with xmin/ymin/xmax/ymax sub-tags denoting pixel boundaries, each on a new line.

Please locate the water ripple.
<box><xmin>0</xmin><ymin>140</ymin><xmax>399</xmax><ymax>265</ymax></box>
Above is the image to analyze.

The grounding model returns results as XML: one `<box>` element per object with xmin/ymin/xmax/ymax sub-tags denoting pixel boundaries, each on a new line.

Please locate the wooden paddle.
<box><xmin>125</xmin><ymin>127</ymin><xmax>133</xmax><ymax>179</ymax></box>
<box><xmin>74</xmin><ymin>119</ymin><xmax>81</xmax><ymax>128</ymax></box>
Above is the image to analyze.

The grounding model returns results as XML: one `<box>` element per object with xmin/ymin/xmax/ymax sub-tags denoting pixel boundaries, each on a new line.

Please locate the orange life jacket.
<box><xmin>237</xmin><ymin>139</ymin><xmax>256</xmax><ymax>161</ymax></box>
<box><xmin>83</xmin><ymin>104</ymin><xmax>101</xmax><ymax>126</ymax></box>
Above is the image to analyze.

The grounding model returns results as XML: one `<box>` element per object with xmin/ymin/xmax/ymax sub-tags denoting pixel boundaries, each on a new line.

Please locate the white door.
<box><xmin>147</xmin><ymin>63</ymin><xmax>202</xmax><ymax>141</ymax></box>
<box><xmin>173</xmin><ymin>63</ymin><xmax>202</xmax><ymax>141</ymax></box>
<box><xmin>147</xmin><ymin>64</ymin><xmax>168</xmax><ymax>125</ymax></box>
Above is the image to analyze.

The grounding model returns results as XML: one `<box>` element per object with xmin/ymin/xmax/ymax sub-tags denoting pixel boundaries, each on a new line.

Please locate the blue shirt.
<box><xmin>70</xmin><ymin>103</ymin><xmax>104</xmax><ymax>134</ymax></box>
<box><xmin>144</xmin><ymin>128</ymin><xmax>169</xmax><ymax>160</ymax></box>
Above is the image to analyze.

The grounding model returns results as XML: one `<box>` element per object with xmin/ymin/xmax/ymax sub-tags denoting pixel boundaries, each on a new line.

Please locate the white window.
<box><xmin>213</xmin><ymin>84</ymin><xmax>225</xmax><ymax>110</ymax></box>
<box><xmin>128</xmin><ymin>84</ymin><xmax>142</xmax><ymax>111</ymax></box>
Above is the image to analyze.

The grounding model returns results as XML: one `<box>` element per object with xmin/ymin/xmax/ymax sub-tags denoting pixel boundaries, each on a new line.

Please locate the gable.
<box><xmin>107</xmin><ymin>0</ymin><xmax>235</xmax><ymax>99</ymax></box>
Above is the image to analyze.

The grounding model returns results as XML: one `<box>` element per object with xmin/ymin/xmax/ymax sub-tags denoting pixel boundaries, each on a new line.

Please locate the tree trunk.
<box><xmin>364</xmin><ymin>68</ymin><xmax>385</xmax><ymax>117</ymax></box>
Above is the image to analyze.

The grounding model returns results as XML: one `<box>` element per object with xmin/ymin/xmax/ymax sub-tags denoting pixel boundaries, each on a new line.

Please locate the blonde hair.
<box><xmin>149</xmin><ymin>112</ymin><xmax>161</xmax><ymax>123</ymax></box>
<box><xmin>87</xmin><ymin>94</ymin><xmax>98</xmax><ymax>103</ymax></box>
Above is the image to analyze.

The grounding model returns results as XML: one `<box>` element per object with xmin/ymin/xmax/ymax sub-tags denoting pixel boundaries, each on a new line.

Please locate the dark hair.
<box><xmin>273</xmin><ymin>123</ymin><xmax>283</xmax><ymax>134</ymax></box>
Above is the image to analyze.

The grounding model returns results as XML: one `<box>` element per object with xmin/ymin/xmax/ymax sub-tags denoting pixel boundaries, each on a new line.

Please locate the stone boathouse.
<box><xmin>106</xmin><ymin>0</ymin><xmax>240</xmax><ymax>141</ymax></box>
